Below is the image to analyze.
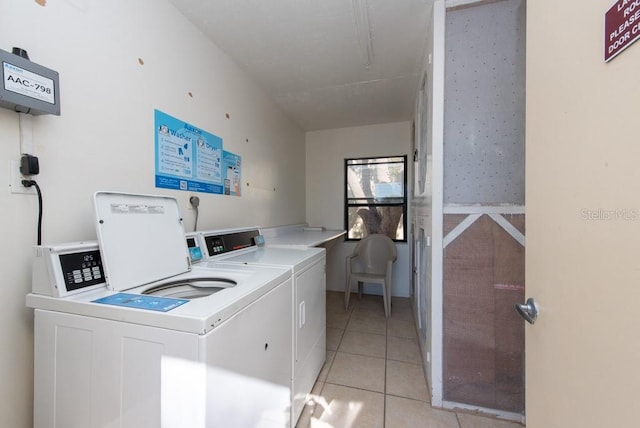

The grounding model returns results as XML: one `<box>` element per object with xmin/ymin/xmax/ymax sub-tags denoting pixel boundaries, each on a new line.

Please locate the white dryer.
<box><xmin>27</xmin><ymin>192</ymin><xmax>293</xmax><ymax>428</ymax></box>
<box><xmin>194</xmin><ymin>227</ymin><xmax>326</xmax><ymax>426</ymax></box>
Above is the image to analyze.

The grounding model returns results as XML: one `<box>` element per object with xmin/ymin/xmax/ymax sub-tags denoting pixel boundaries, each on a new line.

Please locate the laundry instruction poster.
<box><xmin>222</xmin><ymin>150</ymin><xmax>242</xmax><ymax>196</ymax></box>
<box><xmin>154</xmin><ymin>109</ymin><xmax>224</xmax><ymax>194</ymax></box>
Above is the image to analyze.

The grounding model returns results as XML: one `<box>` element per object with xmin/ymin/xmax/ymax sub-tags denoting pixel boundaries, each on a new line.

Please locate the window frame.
<box><xmin>344</xmin><ymin>155</ymin><xmax>408</xmax><ymax>242</ymax></box>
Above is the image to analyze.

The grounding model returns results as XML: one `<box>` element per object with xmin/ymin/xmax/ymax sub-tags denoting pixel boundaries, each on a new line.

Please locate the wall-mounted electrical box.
<box><xmin>0</xmin><ymin>48</ymin><xmax>60</xmax><ymax>116</ymax></box>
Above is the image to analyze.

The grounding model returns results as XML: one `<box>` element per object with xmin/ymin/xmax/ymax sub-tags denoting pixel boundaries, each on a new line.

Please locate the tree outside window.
<box><xmin>344</xmin><ymin>156</ymin><xmax>407</xmax><ymax>241</ymax></box>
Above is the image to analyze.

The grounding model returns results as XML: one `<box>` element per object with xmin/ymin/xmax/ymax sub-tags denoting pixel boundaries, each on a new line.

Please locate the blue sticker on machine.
<box><xmin>93</xmin><ymin>293</ymin><xmax>188</xmax><ymax>312</ymax></box>
<box><xmin>189</xmin><ymin>246</ymin><xmax>203</xmax><ymax>261</ymax></box>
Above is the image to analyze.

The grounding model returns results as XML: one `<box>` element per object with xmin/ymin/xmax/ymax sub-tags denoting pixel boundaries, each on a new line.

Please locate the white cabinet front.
<box><xmin>204</xmin><ymin>278</ymin><xmax>293</xmax><ymax>427</ymax></box>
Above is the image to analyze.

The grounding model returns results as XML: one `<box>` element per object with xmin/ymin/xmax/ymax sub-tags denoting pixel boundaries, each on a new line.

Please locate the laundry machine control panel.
<box><xmin>202</xmin><ymin>229</ymin><xmax>261</xmax><ymax>258</ymax></box>
<box><xmin>32</xmin><ymin>242</ymin><xmax>107</xmax><ymax>297</ymax></box>
<box><xmin>58</xmin><ymin>249</ymin><xmax>104</xmax><ymax>290</ymax></box>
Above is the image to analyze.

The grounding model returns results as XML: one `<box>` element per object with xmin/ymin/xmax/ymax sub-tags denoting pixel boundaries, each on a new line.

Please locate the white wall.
<box><xmin>306</xmin><ymin>122</ymin><xmax>412</xmax><ymax>297</ymax></box>
<box><xmin>0</xmin><ymin>1</ymin><xmax>305</xmax><ymax>426</ymax></box>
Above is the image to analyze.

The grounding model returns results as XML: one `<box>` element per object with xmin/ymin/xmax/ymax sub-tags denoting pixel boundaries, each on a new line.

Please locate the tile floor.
<box><xmin>295</xmin><ymin>291</ymin><xmax>525</xmax><ymax>428</ymax></box>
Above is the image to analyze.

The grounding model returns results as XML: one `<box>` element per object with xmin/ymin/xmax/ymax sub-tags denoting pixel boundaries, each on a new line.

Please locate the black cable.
<box><xmin>193</xmin><ymin>206</ymin><xmax>199</xmax><ymax>232</ymax></box>
<box><xmin>22</xmin><ymin>179</ymin><xmax>43</xmax><ymax>245</ymax></box>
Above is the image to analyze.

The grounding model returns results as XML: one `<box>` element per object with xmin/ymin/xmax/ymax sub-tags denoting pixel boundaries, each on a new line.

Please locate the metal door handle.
<box><xmin>515</xmin><ymin>298</ymin><xmax>539</xmax><ymax>324</ymax></box>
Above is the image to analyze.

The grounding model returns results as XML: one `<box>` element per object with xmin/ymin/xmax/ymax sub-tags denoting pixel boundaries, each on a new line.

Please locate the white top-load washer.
<box><xmin>27</xmin><ymin>192</ymin><xmax>294</xmax><ymax>428</ymax></box>
<box><xmin>192</xmin><ymin>227</ymin><xmax>326</xmax><ymax>426</ymax></box>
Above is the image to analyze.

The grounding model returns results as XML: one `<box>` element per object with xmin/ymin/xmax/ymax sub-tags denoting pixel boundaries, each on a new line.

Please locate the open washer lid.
<box><xmin>94</xmin><ymin>191</ymin><xmax>191</xmax><ymax>292</ymax></box>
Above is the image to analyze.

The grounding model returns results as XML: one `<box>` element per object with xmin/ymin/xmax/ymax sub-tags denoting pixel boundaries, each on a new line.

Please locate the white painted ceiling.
<box><xmin>169</xmin><ymin>0</ymin><xmax>433</xmax><ymax>131</ymax></box>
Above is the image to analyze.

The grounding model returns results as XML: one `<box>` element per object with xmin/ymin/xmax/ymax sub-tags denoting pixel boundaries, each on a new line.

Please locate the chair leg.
<box><xmin>385</xmin><ymin>282</ymin><xmax>390</xmax><ymax>317</ymax></box>
<box><xmin>382</xmin><ymin>292</ymin><xmax>388</xmax><ymax>317</ymax></box>
<box><xmin>344</xmin><ymin>275</ymin><xmax>351</xmax><ymax>310</ymax></box>
<box><xmin>382</xmin><ymin>281</ymin><xmax>390</xmax><ymax>318</ymax></box>
<box><xmin>384</xmin><ymin>274</ymin><xmax>393</xmax><ymax>317</ymax></box>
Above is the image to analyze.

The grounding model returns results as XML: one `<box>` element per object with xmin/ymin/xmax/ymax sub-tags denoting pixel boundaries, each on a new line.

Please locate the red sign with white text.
<box><xmin>605</xmin><ymin>0</ymin><xmax>640</xmax><ymax>61</ymax></box>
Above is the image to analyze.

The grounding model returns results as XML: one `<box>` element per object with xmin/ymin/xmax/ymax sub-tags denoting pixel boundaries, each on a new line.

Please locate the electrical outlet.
<box><xmin>9</xmin><ymin>160</ymin><xmax>36</xmax><ymax>195</ymax></box>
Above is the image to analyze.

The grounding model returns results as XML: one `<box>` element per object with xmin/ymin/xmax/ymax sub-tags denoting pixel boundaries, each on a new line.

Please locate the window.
<box><xmin>344</xmin><ymin>155</ymin><xmax>407</xmax><ymax>241</ymax></box>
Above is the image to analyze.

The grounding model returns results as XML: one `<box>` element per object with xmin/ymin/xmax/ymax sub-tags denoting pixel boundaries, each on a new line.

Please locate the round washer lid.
<box><xmin>93</xmin><ymin>191</ymin><xmax>191</xmax><ymax>291</ymax></box>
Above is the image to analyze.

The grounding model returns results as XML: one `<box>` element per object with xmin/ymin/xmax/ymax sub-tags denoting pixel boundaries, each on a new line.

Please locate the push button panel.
<box><xmin>59</xmin><ymin>250</ymin><xmax>105</xmax><ymax>292</ymax></box>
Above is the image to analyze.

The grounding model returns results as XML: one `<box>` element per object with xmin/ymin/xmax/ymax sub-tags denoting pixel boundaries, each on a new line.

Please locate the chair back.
<box><xmin>353</xmin><ymin>234</ymin><xmax>397</xmax><ymax>275</ymax></box>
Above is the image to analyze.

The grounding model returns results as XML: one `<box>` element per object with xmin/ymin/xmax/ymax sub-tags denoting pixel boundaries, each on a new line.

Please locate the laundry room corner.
<box><xmin>305</xmin><ymin>122</ymin><xmax>413</xmax><ymax>298</ymax></box>
<box><xmin>0</xmin><ymin>1</ymin><xmax>307</xmax><ymax>426</ymax></box>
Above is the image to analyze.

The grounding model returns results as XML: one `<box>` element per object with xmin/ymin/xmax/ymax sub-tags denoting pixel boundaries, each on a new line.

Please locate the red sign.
<box><xmin>605</xmin><ymin>0</ymin><xmax>640</xmax><ymax>61</ymax></box>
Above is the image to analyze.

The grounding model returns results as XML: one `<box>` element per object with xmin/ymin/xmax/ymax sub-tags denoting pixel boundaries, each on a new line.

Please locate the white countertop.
<box><xmin>265</xmin><ymin>229</ymin><xmax>346</xmax><ymax>248</ymax></box>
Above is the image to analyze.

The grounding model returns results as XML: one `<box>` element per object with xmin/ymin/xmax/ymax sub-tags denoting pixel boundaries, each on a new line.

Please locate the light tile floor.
<box><xmin>296</xmin><ymin>291</ymin><xmax>525</xmax><ymax>428</ymax></box>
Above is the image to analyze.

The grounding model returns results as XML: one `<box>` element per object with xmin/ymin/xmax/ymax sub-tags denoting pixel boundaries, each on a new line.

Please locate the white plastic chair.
<box><xmin>344</xmin><ymin>234</ymin><xmax>397</xmax><ymax>317</ymax></box>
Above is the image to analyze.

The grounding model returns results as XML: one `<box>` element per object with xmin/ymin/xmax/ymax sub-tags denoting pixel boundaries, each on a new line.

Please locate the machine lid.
<box><xmin>93</xmin><ymin>191</ymin><xmax>191</xmax><ymax>291</ymax></box>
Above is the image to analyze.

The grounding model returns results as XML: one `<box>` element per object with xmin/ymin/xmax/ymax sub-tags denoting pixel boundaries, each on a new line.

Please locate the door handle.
<box><xmin>515</xmin><ymin>298</ymin><xmax>539</xmax><ymax>324</ymax></box>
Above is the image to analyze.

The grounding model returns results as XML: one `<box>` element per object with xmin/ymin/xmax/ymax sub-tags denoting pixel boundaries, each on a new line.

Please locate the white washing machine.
<box><xmin>193</xmin><ymin>227</ymin><xmax>326</xmax><ymax>426</ymax></box>
<box><xmin>26</xmin><ymin>192</ymin><xmax>294</xmax><ymax>428</ymax></box>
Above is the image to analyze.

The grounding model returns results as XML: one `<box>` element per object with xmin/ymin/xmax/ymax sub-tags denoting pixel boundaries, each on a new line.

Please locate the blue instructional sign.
<box><xmin>222</xmin><ymin>150</ymin><xmax>242</xmax><ymax>196</ymax></box>
<box><xmin>93</xmin><ymin>293</ymin><xmax>188</xmax><ymax>312</ymax></box>
<box><xmin>154</xmin><ymin>110</ymin><xmax>224</xmax><ymax>194</ymax></box>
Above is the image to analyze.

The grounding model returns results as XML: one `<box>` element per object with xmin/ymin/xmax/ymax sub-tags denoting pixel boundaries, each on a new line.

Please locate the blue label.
<box><xmin>189</xmin><ymin>246</ymin><xmax>203</xmax><ymax>262</ymax></box>
<box><xmin>92</xmin><ymin>293</ymin><xmax>188</xmax><ymax>312</ymax></box>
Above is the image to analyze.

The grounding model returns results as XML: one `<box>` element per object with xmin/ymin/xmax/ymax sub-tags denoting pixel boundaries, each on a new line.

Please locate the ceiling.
<box><xmin>169</xmin><ymin>0</ymin><xmax>434</xmax><ymax>131</ymax></box>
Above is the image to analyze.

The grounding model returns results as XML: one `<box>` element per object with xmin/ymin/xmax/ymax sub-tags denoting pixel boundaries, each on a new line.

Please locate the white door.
<box><xmin>526</xmin><ymin>1</ymin><xmax>640</xmax><ymax>426</ymax></box>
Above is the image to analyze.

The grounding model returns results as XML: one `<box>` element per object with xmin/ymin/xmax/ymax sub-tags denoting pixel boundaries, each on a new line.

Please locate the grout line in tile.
<box><xmin>383</xmin><ymin>311</ymin><xmax>388</xmax><ymax>427</ymax></box>
<box><xmin>384</xmin><ymin>391</ymin><xmax>430</xmax><ymax>404</ymax></box>
<box><xmin>323</xmin><ymin>380</ymin><xmax>387</xmax><ymax>397</ymax></box>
